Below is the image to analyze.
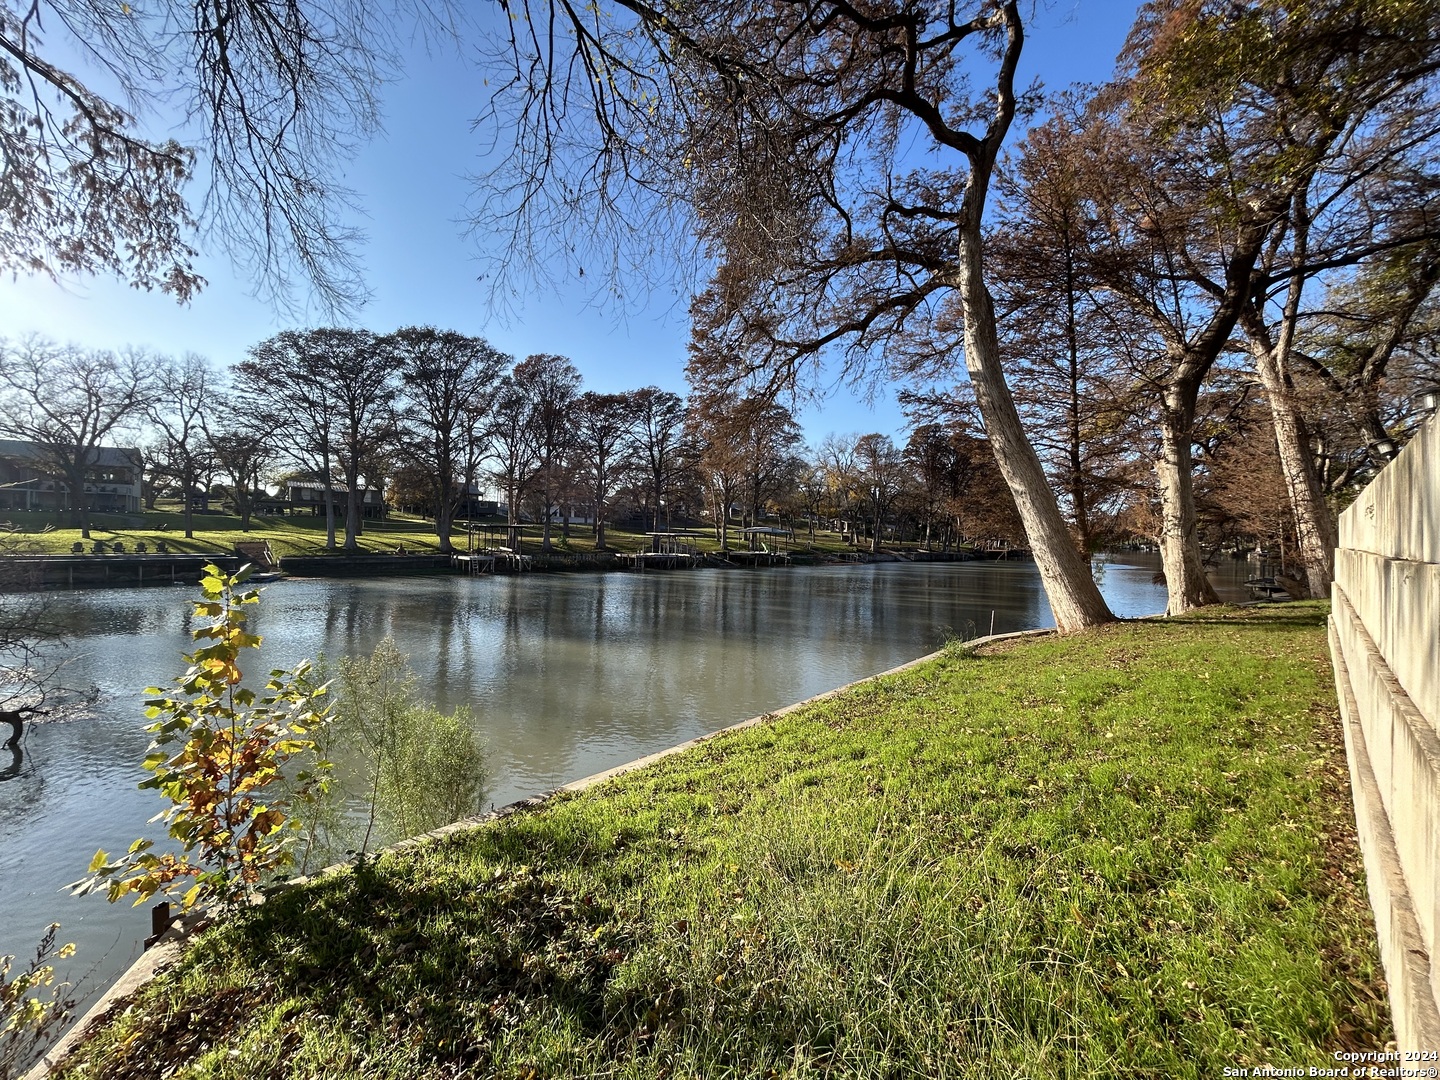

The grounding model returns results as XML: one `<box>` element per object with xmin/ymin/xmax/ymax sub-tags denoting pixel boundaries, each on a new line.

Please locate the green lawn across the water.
<box><xmin>0</xmin><ymin>508</ymin><xmax>867</xmax><ymax>560</ymax></box>
<box><xmin>54</xmin><ymin>603</ymin><xmax>1388</xmax><ymax>1079</ymax></box>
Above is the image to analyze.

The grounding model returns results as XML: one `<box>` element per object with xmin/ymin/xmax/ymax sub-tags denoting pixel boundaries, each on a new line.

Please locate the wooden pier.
<box><xmin>453</xmin><ymin>550</ymin><xmax>532</xmax><ymax>574</ymax></box>
<box><xmin>615</xmin><ymin>551</ymin><xmax>701</xmax><ymax>571</ymax></box>
<box><xmin>618</xmin><ymin>532</ymin><xmax>701</xmax><ymax>571</ymax></box>
<box><xmin>726</xmin><ymin>550</ymin><xmax>791</xmax><ymax>567</ymax></box>
<box><xmin>453</xmin><ymin>553</ymin><xmax>496</xmax><ymax>575</ymax></box>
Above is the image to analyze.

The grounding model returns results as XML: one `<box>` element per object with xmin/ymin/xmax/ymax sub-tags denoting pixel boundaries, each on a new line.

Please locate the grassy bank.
<box><xmin>54</xmin><ymin>603</ymin><xmax>1386</xmax><ymax>1079</ymax></box>
<box><xmin>0</xmin><ymin>509</ymin><xmax>871</xmax><ymax>561</ymax></box>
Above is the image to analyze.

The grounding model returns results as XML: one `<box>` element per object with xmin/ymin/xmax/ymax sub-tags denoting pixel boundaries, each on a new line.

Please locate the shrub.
<box><xmin>321</xmin><ymin>639</ymin><xmax>488</xmax><ymax>855</ymax></box>
<box><xmin>0</xmin><ymin>925</ymin><xmax>76</xmax><ymax>1080</ymax></box>
<box><xmin>73</xmin><ymin>565</ymin><xmax>332</xmax><ymax>910</ymax></box>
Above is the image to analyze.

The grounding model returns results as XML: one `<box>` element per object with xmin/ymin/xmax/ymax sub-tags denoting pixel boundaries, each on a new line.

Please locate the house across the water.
<box><xmin>283</xmin><ymin>480</ymin><xmax>387</xmax><ymax>519</ymax></box>
<box><xmin>0</xmin><ymin>439</ymin><xmax>143</xmax><ymax>514</ymax></box>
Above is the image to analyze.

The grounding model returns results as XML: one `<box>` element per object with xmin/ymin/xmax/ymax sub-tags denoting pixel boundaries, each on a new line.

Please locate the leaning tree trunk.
<box><xmin>1240</xmin><ymin>186</ymin><xmax>1336</xmax><ymax>600</ymax></box>
<box><xmin>1</xmin><ymin>709</ymin><xmax>23</xmax><ymax>749</ymax></box>
<box><xmin>1246</xmin><ymin>338</ymin><xmax>1334</xmax><ymax>597</ymax></box>
<box><xmin>1155</xmin><ymin>391</ymin><xmax>1219</xmax><ymax>614</ymax></box>
<box><xmin>955</xmin><ymin>227</ymin><xmax>1115</xmax><ymax>632</ymax></box>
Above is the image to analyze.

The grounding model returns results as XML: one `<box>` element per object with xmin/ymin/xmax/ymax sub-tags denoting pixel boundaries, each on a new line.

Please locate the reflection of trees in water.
<box><xmin>1</xmin><ymin>541</ymin><xmax>107</xmax><ymax>785</ymax></box>
<box><xmin>1</xmin><ymin>726</ymin><xmax>24</xmax><ymax>783</ymax></box>
<box><xmin>7</xmin><ymin>567</ymin><xmax>1071</xmax><ymax>815</ymax></box>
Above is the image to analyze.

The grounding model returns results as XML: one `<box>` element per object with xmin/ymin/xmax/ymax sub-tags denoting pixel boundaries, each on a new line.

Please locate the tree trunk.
<box><xmin>344</xmin><ymin>490</ymin><xmax>359</xmax><ymax>551</ymax></box>
<box><xmin>183</xmin><ymin>466</ymin><xmax>195</xmax><ymax>539</ymax></box>
<box><xmin>343</xmin><ymin>462</ymin><xmax>361</xmax><ymax>552</ymax></box>
<box><xmin>435</xmin><ymin>478</ymin><xmax>454</xmax><ymax>554</ymax></box>
<box><xmin>541</xmin><ymin>482</ymin><xmax>553</xmax><ymax>551</ymax></box>
<box><xmin>1</xmin><ymin>709</ymin><xmax>23</xmax><ymax>750</ymax></box>
<box><xmin>1241</xmin><ymin>180</ymin><xmax>1341</xmax><ymax>597</ymax></box>
<box><xmin>321</xmin><ymin>447</ymin><xmax>337</xmax><ymax>549</ymax></box>
<box><xmin>1247</xmin><ymin>339</ymin><xmax>1333</xmax><ymax>597</ymax></box>
<box><xmin>64</xmin><ymin>464</ymin><xmax>88</xmax><ymax>538</ymax></box>
<box><xmin>1155</xmin><ymin>394</ymin><xmax>1219</xmax><ymax>614</ymax></box>
<box><xmin>955</xmin><ymin>226</ymin><xmax>1115</xmax><ymax>632</ymax></box>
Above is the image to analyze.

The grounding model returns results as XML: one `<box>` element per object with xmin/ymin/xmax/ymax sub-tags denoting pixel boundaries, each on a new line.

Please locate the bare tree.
<box><xmin>489</xmin><ymin>376</ymin><xmax>539</xmax><ymax>528</ymax></box>
<box><xmin>686</xmin><ymin>394</ymin><xmax>746</xmax><ymax>551</ymax></box>
<box><xmin>1067</xmin><ymin>0</ymin><xmax>1440</xmax><ymax>609</ymax></box>
<box><xmin>736</xmin><ymin>398</ymin><xmax>804</xmax><ymax>533</ymax></box>
<box><xmin>1291</xmin><ymin>245</ymin><xmax>1440</xmax><ymax>456</ymax></box>
<box><xmin>795</xmin><ymin>458</ymin><xmax>829</xmax><ymax>546</ymax></box>
<box><xmin>573</xmin><ymin>392</ymin><xmax>636</xmax><ymax>550</ymax></box>
<box><xmin>0</xmin><ymin>0</ymin><xmax>402</xmax><ymax>312</ymax></box>
<box><xmin>236</xmin><ymin>331</ymin><xmax>344</xmax><ymax>549</ymax></box>
<box><xmin>627</xmin><ymin>387</ymin><xmax>687</xmax><ymax>535</ymax></box>
<box><xmin>992</xmin><ymin>106</ymin><xmax>1144</xmax><ymax>555</ymax></box>
<box><xmin>207</xmin><ymin>423</ymin><xmax>274</xmax><ymax>531</ymax></box>
<box><xmin>852</xmin><ymin>434</ymin><xmax>905</xmax><ymax>555</ymax></box>
<box><xmin>389</xmin><ymin>327</ymin><xmax>510</xmax><ymax>553</ymax></box>
<box><xmin>0</xmin><ymin>338</ymin><xmax>152</xmax><ymax>538</ymax></box>
<box><xmin>324</xmin><ymin>331</ymin><xmax>398</xmax><ymax>551</ymax></box>
<box><xmin>148</xmin><ymin>354</ymin><xmax>219</xmax><ymax>539</ymax></box>
<box><xmin>514</xmin><ymin>354</ymin><xmax>582</xmax><ymax>550</ymax></box>
<box><xmin>815</xmin><ymin>432</ymin><xmax>861</xmax><ymax>540</ymax></box>
<box><xmin>903</xmin><ymin>425</ymin><xmax>958</xmax><ymax>552</ymax></box>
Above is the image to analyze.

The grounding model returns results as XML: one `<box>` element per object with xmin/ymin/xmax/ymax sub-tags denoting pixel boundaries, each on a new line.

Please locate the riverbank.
<box><xmin>43</xmin><ymin>602</ymin><xmax>1388</xmax><ymax>1078</ymax></box>
<box><xmin>0</xmin><ymin>539</ymin><xmax>991</xmax><ymax>591</ymax></box>
<box><xmin>0</xmin><ymin>509</ymin><xmax>1009</xmax><ymax>574</ymax></box>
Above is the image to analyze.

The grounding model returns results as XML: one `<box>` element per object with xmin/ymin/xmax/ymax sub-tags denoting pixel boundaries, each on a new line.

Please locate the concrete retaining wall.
<box><xmin>278</xmin><ymin>553</ymin><xmax>454</xmax><ymax>576</ymax></box>
<box><xmin>1331</xmin><ymin>412</ymin><xmax>1440</xmax><ymax>1050</ymax></box>
<box><xmin>0</xmin><ymin>554</ymin><xmax>240</xmax><ymax>590</ymax></box>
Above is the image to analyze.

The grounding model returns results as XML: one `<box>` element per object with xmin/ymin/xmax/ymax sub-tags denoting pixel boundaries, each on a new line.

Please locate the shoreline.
<box><xmin>26</xmin><ymin>604</ymin><xmax>1389</xmax><ymax>1078</ymax></box>
<box><xmin>0</xmin><ymin>546</ymin><xmax>1010</xmax><ymax>592</ymax></box>
<box><xmin>22</xmin><ymin>624</ymin><xmax>1052</xmax><ymax>1080</ymax></box>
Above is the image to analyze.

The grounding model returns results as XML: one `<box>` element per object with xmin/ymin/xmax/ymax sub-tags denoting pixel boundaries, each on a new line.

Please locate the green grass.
<box><xmin>55</xmin><ymin>603</ymin><xmax>1387</xmax><ymax>1079</ymax></box>
<box><xmin>0</xmin><ymin>509</ymin><xmax>871</xmax><ymax>560</ymax></box>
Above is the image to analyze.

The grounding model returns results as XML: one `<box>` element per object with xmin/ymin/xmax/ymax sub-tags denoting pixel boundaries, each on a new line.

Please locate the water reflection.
<box><xmin>0</xmin><ymin>553</ymin><xmax>1250</xmax><ymax>1027</ymax></box>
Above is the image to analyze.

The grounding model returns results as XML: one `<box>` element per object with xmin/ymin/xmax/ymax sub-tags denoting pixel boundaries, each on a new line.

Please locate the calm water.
<box><xmin>0</xmin><ymin>554</ymin><xmax>1249</xmax><ymax>1022</ymax></box>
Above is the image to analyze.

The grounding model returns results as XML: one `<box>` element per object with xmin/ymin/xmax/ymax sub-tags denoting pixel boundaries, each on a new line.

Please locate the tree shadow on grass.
<box><xmin>84</xmin><ymin>844</ymin><xmax>638</xmax><ymax>1080</ymax></box>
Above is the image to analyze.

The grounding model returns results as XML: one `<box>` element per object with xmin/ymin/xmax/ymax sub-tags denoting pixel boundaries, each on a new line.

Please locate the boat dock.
<box><xmin>453</xmin><ymin>549</ymin><xmax>532</xmax><ymax>574</ymax></box>
<box><xmin>617</xmin><ymin>532</ymin><xmax>702</xmax><ymax>571</ymax></box>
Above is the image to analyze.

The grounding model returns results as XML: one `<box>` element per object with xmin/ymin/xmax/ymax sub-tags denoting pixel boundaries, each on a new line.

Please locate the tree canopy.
<box><xmin>0</xmin><ymin>0</ymin><xmax>399</xmax><ymax>311</ymax></box>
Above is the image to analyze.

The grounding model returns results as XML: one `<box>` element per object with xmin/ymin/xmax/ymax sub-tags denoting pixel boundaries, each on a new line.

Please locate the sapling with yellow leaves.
<box><xmin>73</xmin><ymin>565</ymin><xmax>332</xmax><ymax>910</ymax></box>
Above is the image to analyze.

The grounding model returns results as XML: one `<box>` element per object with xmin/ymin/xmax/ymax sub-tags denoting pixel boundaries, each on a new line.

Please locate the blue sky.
<box><xmin>0</xmin><ymin>0</ymin><xmax>1138</xmax><ymax>445</ymax></box>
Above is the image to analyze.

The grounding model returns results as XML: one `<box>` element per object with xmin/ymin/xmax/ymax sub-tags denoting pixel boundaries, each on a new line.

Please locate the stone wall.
<box><xmin>1331</xmin><ymin>411</ymin><xmax>1440</xmax><ymax>1050</ymax></box>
